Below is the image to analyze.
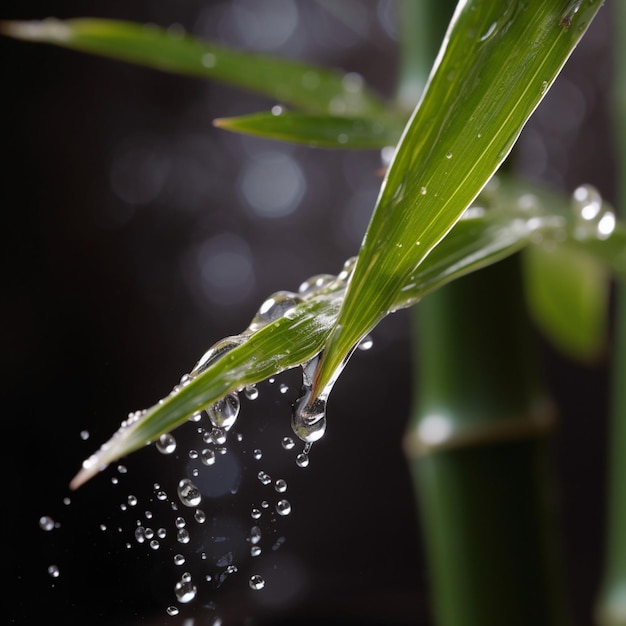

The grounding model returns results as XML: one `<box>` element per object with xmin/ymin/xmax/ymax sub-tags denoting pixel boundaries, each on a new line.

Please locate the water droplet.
<box><xmin>194</xmin><ymin>509</ymin><xmax>206</xmax><ymax>524</ymax></box>
<box><xmin>253</xmin><ymin>449</ymin><xmax>263</xmax><ymax>460</ymax></box>
<box><xmin>479</xmin><ymin>21</ymin><xmax>497</xmax><ymax>41</ymax></box>
<box><xmin>175</xmin><ymin>572</ymin><xmax>197</xmax><ymax>603</ymax></box>
<box><xmin>167</xmin><ymin>606</ymin><xmax>180</xmax><ymax>616</ymax></box>
<box><xmin>257</xmin><ymin>471</ymin><xmax>272</xmax><ymax>485</ymax></box>
<box><xmin>274</xmin><ymin>479</ymin><xmax>287</xmax><ymax>493</ymax></box>
<box><xmin>47</xmin><ymin>564</ymin><xmax>60</xmax><ymax>578</ymax></box>
<box><xmin>297</xmin><ymin>274</ymin><xmax>336</xmax><ymax>296</ymax></box>
<box><xmin>249</xmin><ymin>574</ymin><xmax>266</xmax><ymax>590</ymax></box>
<box><xmin>272</xmin><ymin>536</ymin><xmax>286</xmax><ymax>551</ymax></box>
<box><xmin>249</xmin><ymin>291</ymin><xmax>303</xmax><ymax>331</ymax></box>
<box><xmin>174</xmin><ymin>554</ymin><xmax>185</xmax><ymax>566</ymax></box>
<box><xmin>244</xmin><ymin>384</ymin><xmax>259</xmax><ymax>400</ymax></box>
<box><xmin>541</xmin><ymin>80</ymin><xmax>549</xmax><ymax>94</ymax></box>
<box><xmin>445</xmin><ymin>152</ymin><xmax>453</xmax><ymax>159</ymax></box>
<box><xmin>250</xmin><ymin>545</ymin><xmax>262</xmax><ymax>557</ymax></box>
<box><xmin>207</xmin><ymin>392</ymin><xmax>240</xmax><ymax>430</ymax></box>
<box><xmin>80</xmin><ymin>430</ymin><xmax>90</xmax><ymax>440</ymax></box>
<box><xmin>281</xmin><ymin>436</ymin><xmax>295</xmax><ymax>450</ymax></box>
<box><xmin>295</xmin><ymin>452</ymin><xmax>309</xmax><ymax>468</ymax></box>
<box><xmin>276</xmin><ymin>499</ymin><xmax>291</xmax><ymax>516</ymax></box>
<box><xmin>251</xmin><ymin>507</ymin><xmax>262</xmax><ymax>520</ymax></box>
<box><xmin>177</xmin><ymin>528</ymin><xmax>191</xmax><ymax>544</ymax></box>
<box><xmin>156</xmin><ymin>433</ymin><xmax>177</xmax><ymax>454</ymax></box>
<box><xmin>271</xmin><ymin>104</ymin><xmax>285</xmax><ymax>116</ymax></box>
<box><xmin>190</xmin><ymin>336</ymin><xmax>243</xmax><ymax>377</ymax></box>
<box><xmin>135</xmin><ymin>526</ymin><xmax>147</xmax><ymax>543</ymax></box>
<box><xmin>202</xmin><ymin>52</ymin><xmax>216</xmax><ymax>68</ymax></box>
<box><xmin>420</xmin><ymin>186</ymin><xmax>427</xmax><ymax>195</ymax></box>
<box><xmin>39</xmin><ymin>515</ymin><xmax>56</xmax><ymax>531</ymax></box>
<box><xmin>249</xmin><ymin>526</ymin><xmax>262</xmax><ymax>545</ymax></box>
<box><xmin>572</xmin><ymin>184</ymin><xmax>615</xmax><ymax>240</ymax></box>
<box><xmin>177</xmin><ymin>478</ymin><xmax>202</xmax><ymax>508</ymax></box>
<box><xmin>357</xmin><ymin>335</ymin><xmax>373</xmax><ymax>351</ymax></box>
<box><xmin>200</xmin><ymin>448</ymin><xmax>215</xmax><ymax>467</ymax></box>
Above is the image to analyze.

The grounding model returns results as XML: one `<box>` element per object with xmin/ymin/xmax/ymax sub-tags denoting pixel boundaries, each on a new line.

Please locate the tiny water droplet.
<box><xmin>249</xmin><ymin>574</ymin><xmax>266</xmax><ymax>590</ymax></box>
<box><xmin>174</xmin><ymin>554</ymin><xmax>185</xmax><ymax>566</ymax></box>
<box><xmin>281</xmin><ymin>436</ymin><xmax>295</xmax><ymax>450</ymax></box>
<box><xmin>445</xmin><ymin>152</ymin><xmax>453</xmax><ymax>159</ymax></box>
<box><xmin>244</xmin><ymin>384</ymin><xmax>259</xmax><ymax>400</ymax></box>
<box><xmin>167</xmin><ymin>606</ymin><xmax>180</xmax><ymax>616</ymax></box>
<box><xmin>39</xmin><ymin>515</ymin><xmax>56</xmax><ymax>531</ymax></box>
<box><xmin>420</xmin><ymin>186</ymin><xmax>427</xmax><ymax>195</ymax></box>
<box><xmin>251</xmin><ymin>545</ymin><xmax>262</xmax><ymax>557</ymax></box>
<box><xmin>201</xmin><ymin>448</ymin><xmax>216</xmax><ymax>466</ymax></box>
<box><xmin>257</xmin><ymin>471</ymin><xmax>272</xmax><ymax>485</ymax></box>
<box><xmin>47</xmin><ymin>564</ymin><xmax>60</xmax><ymax>578</ymax></box>
<box><xmin>253</xmin><ymin>449</ymin><xmax>263</xmax><ymax>460</ymax></box>
<box><xmin>274</xmin><ymin>479</ymin><xmax>287</xmax><ymax>493</ymax></box>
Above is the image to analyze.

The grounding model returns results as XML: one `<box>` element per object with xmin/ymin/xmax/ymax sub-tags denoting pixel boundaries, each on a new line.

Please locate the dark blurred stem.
<box><xmin>595</xmin><ymin>2</ymin><xmax>626</xmax><ymax>625</ymax></box>
<box><xmin>398</xmin><ymin>2</ymin><xmax>570</xmax><ymax>624</ymax></box>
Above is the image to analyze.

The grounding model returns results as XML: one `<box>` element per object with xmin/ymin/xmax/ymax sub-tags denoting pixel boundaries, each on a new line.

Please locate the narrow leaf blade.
<box><xmin>214</xmin><ymin>111</ymin><xmax>403</xmax><ymax>149</ymax></box>
<box><xmin>0</xmin><ymin>18</ymin><xmax>387</xmax><ymax>116</ymax></box>
<box><xmin>312</xmin><ymin>0</ymin><xmax>605</xmax><ymax>394</ymax></box>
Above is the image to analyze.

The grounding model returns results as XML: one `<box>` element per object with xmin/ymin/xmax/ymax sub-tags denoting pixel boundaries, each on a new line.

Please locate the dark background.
<box><xmin>2</xmin><ymin>1</ymin><xmax>618</xmax><ymax>625</ymax></box>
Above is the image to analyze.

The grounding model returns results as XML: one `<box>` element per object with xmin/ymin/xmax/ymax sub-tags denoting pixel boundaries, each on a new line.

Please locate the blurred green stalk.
<box><xmin>400</xmin><ymin>2</ymin><xmax>571</xmax><ymax>624</ymax></box>
<box><xmin>595</xmin><ymin>3</ymin><xmax>626</xmax><ymax>625</ymax></box>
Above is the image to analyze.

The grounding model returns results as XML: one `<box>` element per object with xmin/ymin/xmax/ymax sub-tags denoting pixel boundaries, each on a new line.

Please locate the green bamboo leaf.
<box><xmin>522</xmin><ymin>242</ymin><xmax>609</xmax><ymax>362</ymax></box>
<box><xmin>0</xmin><ymin>18</ymin><xmax>387</xmax><ymax>117</ymax></box>
<box><xmin>310</xmin><ymin>0</ymin><xmax>605</xmax><ymax>396</ymax></box>
<box><xmin>214</xmin><ymin>111</ymin><xmax>403</xmax><ymax>149</ymax></box>
<box><xmin>71</xmin><ymin>178</ymin><xmax>602</xmax><ymax>488</ymax></box>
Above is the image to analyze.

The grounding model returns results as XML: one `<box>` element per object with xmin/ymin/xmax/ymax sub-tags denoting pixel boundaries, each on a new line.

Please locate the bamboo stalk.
<box><xmin>595</xmin><ymin>2</ymin><xmax>626</xmax><ymax>624</ymax></box>
<box><xmin>398</xmin><ymin>2</ymin><xmax>571</xmax><ymax>624</ymax></box>
<box><xmin>406</xmin><ymin>257</ymin><xmax>571</xmax><ymax>626</ymax></box>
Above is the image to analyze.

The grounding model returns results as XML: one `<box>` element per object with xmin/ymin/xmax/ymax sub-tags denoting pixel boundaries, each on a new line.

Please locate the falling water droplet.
<box><xmin>175</xmin><ymin>572</ymin><xmax>197</xmax><ymax>603</ymax></box>
<box><xmin>47</xmin><ymin>564</ymin><xmax>60</xmax><ymax>578</ymax></box>
<box><xmin>207</xmin><ymin>392</ymin><xmax>240</xmax><ymax>431</ymax></box>
<box><xmin>281</xmin><ymin>436</ymin><xmax>295</xmax><ymax>450</ymax></box>
<box><xmin>156</xmin><ymin>433</ymin><xmax>177</xmax><ymax>454</ymax></box>
<box><xmin>177</xmin><ymin>478</ymin><xmax>202</xmax><ymax>508</ymax></box>
<box><xmin>249</xmin><ymin>574</ymin><xmax>266</xmax><ymax>590</ymax></box>
<box><xmin>274</xmin><ymin>479</ymin><xmax>287</xmax><ymax>493</ymax></box>
<box><xmin>276</xmin><ymin>499</ymin><xmax>291</xmax><ymax>516</ymax></box>
<box><xmin>295</xmin><ymin>452</ymin><xmax>309</xmax><ymax>468</ymax></box>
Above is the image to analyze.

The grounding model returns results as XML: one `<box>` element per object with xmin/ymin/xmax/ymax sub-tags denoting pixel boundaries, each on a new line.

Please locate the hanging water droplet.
<box><xmin>175</xmin><ymin>572</ymin><xmax>197</xmax><ymax>603</ymax></box>
<box><xmin>249</xmin><ymin>574</ymin><xmax>266</xmax><ymax>590</ymax></box>
<box><xmin>207</xmin><ymin>392</ymin><xmax>240</xmax><ymax>430</ymax></box>
<box><xmin>244</xmin><ymin>384</ymin><xmax>259</xmax><ymax>400</ymax></box>
<box><xmin>292</xmin><ymin>392</ymin><xmax>326</xmax><ymax>443</ymax></box>
<box><xmin>276</xmin><ymin>499</ymin><xmax>291</xmax><ymax>516</ymax></box>
<box><xmin>248</xmin><ymin>291</ymin><xmax>303</xmax><ymax>331</ymax></box>
<box><xmin>177</xmin><ymin>478</ymin><xmax>202</xmax><ymax>508</ymax></box>
<box><xmin>156</xmin><ymin>433</ymin><xmax>176</xmax><ymax>455</ymax></box>
<box><xmin>357</xmin><ymin>335</ymin><xmax>373</xmax><ymax>351</ymax></box>
<box><xmin>39</xmin><ymin>515</ymin><xmax>56</xmax><ymax>531</ymax></box>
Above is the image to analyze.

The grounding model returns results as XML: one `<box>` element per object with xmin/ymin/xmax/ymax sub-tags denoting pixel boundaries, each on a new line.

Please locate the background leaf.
<box><xmin>214</xmin><ymin>111</ymin><xmax>403</xmax><ymax>149</ymax></box>
<box><xmin>0</xmin><ymin>17</ymin><xmax>389</xmax><ymax>117</ymax></box>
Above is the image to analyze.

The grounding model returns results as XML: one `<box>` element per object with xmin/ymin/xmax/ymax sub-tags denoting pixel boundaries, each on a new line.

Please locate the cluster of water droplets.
<box><xmin>571</xmin><ymin>183</ymin><xmax>616</xmax><ymax>241</ymax></box>
<box><xmin>38</xmin><ymin>256</ymin><xmax>374</xmax><ymax>621</ymax></box>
